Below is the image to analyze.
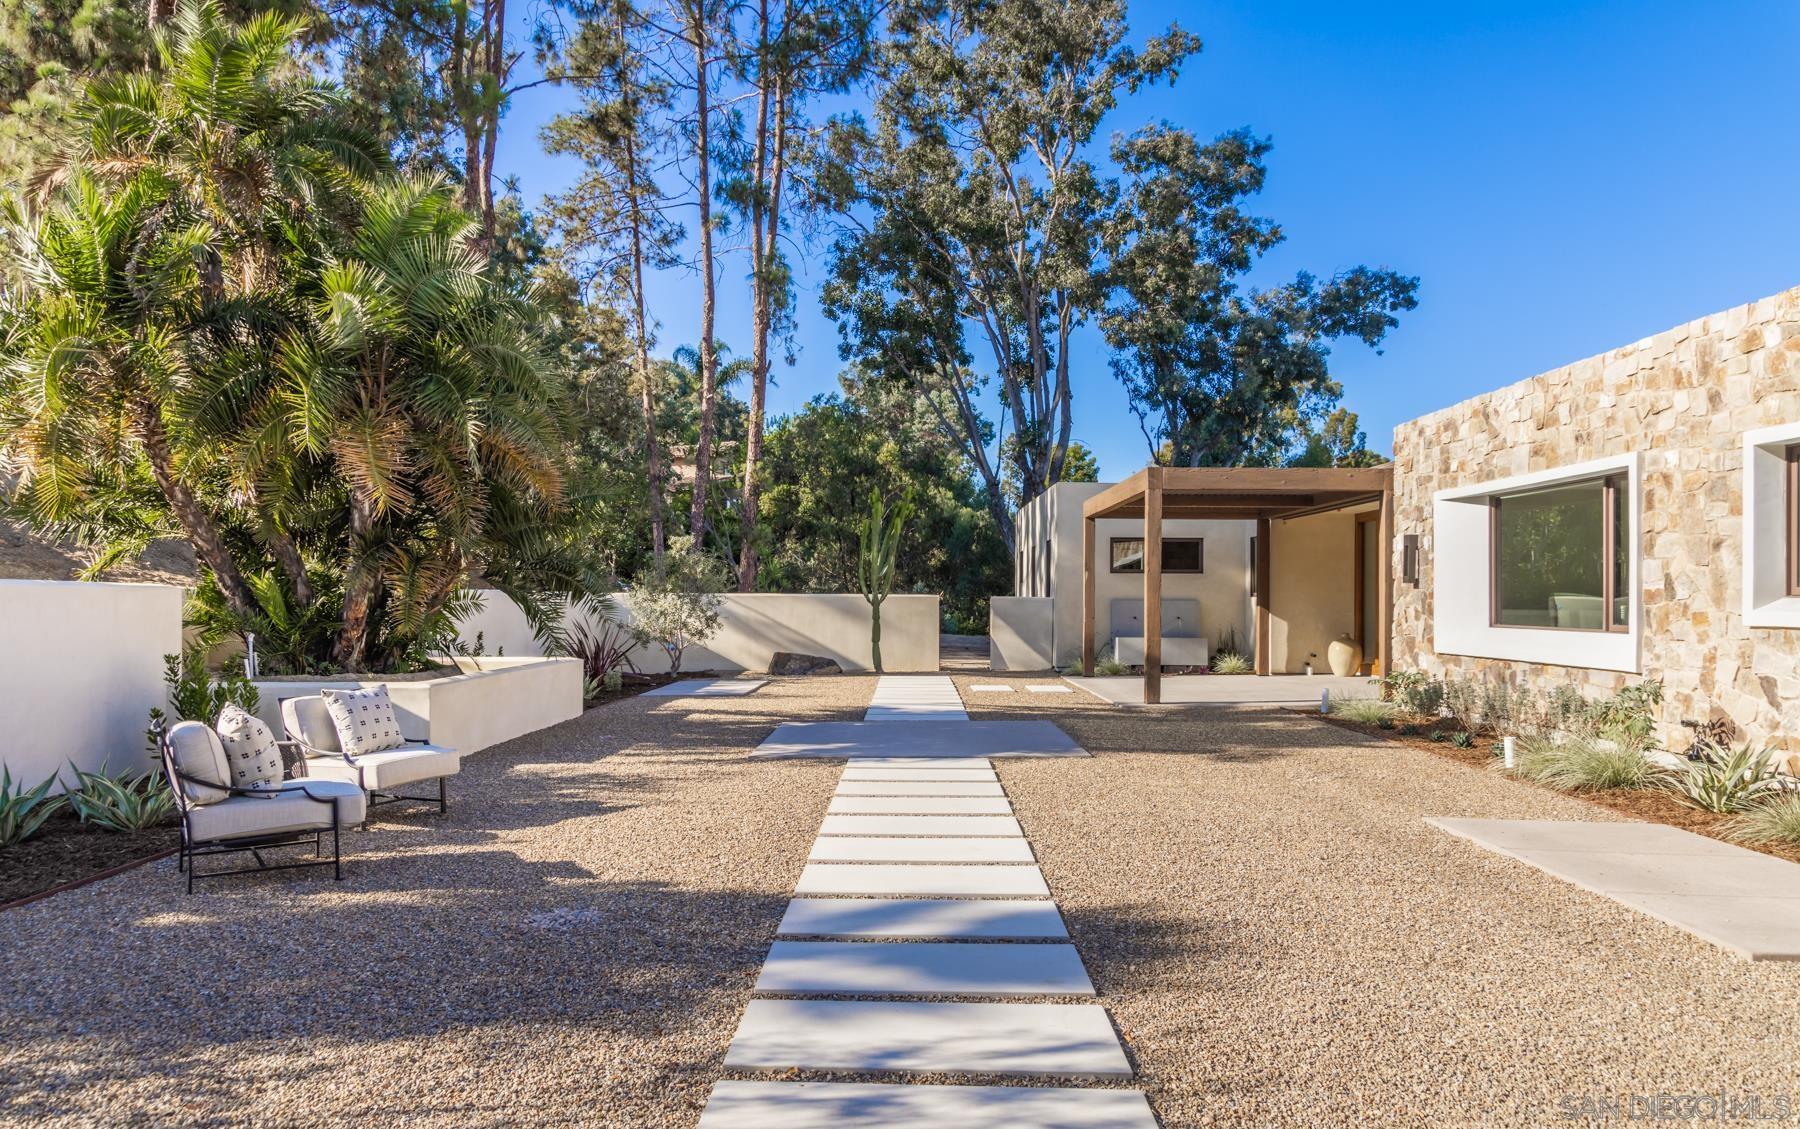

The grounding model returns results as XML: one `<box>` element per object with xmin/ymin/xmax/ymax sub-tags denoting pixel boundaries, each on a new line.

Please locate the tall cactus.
<box><xmin>857</xmin><ymin>493</ymin><xmax>914</xmax><ymax>673</ymax></box>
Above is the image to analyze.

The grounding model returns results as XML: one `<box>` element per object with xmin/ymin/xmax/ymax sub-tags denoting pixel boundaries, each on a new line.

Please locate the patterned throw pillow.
<box><xmin>215</xmin><ymin>704</ymin><xmax>284</xmax><ymax>792</ymax></box>
<box><xmin>319</xmin><ymin>685</ymin><xmax>406</xmax><ymax>757</ymax></box>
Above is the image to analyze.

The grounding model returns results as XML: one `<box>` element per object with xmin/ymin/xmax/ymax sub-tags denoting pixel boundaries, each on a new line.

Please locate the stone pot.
<box><xmin>1327</xmin><ymin>634</ymin><xmax>1363</xmax><ymax>678</ymax></box>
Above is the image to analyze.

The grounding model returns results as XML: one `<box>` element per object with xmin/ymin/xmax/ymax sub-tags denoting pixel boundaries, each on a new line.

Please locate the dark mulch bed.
<box><xmin>1</xmin><ymin>812</ymin><xmax>179</xmax><ymax>909</ymax></box>
<box><xmin>581</xmin><ymin>671</ymin><xmax>720</xmax><ymax>709</ymax></box>
<box><xmin>1314</xmin><ymin>712</ymin><xmax>1800</xmax><ymax>866</ymax></box>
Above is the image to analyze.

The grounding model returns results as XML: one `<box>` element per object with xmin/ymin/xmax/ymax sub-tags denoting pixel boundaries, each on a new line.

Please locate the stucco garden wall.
<box><xmin>1392</xmin><ymin>285</ymin><xmax>1800</xmax><ymax>753</ymax></box>
<box><xmin>458</xmin><ymin>592</ymin><xmax>941</xmax><ymax>673</ymax></box>
<box><xmin>251</xmin><ymin>657</ymin><xmax>583</xmax><ymax>755</ymax></box>
<box><xmin>0</xmin><ymin>580</ymin><xmax>185</xmax><ymax>784</ymax></box>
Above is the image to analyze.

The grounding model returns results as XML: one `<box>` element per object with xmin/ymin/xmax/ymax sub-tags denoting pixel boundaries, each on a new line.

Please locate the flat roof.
<box><xmin>1081</xmin><ymin>465</ymin><xmax>1392</xmax><ymax>521</ymax></box>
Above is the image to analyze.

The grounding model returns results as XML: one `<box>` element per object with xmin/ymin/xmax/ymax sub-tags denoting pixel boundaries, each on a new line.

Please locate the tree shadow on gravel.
<box><xmin>976</xmin><ymin>703</ymin><xmax>1386</xmax><ymax>762</ymax></box>
<box><xmin>0</xmin><ymin>875</ymin><xmax>793</xmax><ymax>1118</ymax></box>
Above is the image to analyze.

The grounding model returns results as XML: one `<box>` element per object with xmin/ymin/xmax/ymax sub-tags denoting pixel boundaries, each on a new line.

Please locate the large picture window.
<box><xmin>1110</xmin><ymin>537</ymin><xmax>1203</xmax><ymax>574</ymax></box>
<box><xmin>1490</xmin><ymin>475</ymin><xmax>1628</xmax><ymax>631</ymax></box>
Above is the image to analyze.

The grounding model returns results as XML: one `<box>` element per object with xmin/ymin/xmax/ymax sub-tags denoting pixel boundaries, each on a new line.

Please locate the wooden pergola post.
<box><xmin>1143</xmin><ymin>467</ymin><xmax>1163</xmax><ymax>704</ymax></box>
<box><xmin>1376</xmin><ymin>478</ymin><xmax>1394</xmax><ymax>678</ymax></box>
<box><xmin>1253</xmin><ymin>516</ymin><xmax>1273</xmax><ymax>676</ymax></box>
<box><xmin>1081</xmin><ymin>514</ymin><xmax>1096</xmax><ymax>676</ymax></box>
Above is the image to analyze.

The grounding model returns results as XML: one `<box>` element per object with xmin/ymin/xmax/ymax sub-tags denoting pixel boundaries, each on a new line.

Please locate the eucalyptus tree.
<box><xmin>725</xmin><ymin>0</ymin><xmax>878</xmax><ymax>591</ymax></box>
<box><xmin>1102</xmin><ymin>124</ymin><xmax>1418</xmax><ymax>467</ymax></box>
<box><xmin>0</xmin><ymin>2</ymin><xmax>386</xmax><ymax>623</ymax></box>
<box><xmin>823</xmin><ymin>0</ymin><xmax>1198</xmax><ymax>552</ymax></box>
<box><xmin>543</xmin><ymin>0</ymin><xmax>683</xmax><ymax>560</ymax></box>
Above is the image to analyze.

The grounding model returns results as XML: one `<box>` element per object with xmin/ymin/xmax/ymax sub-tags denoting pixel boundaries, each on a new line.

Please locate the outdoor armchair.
<box><xmin>157</xmin><ymin>719</ymin><xmax>365</xmax><ymax>894</ymax></box>
<box><xmin>280</xmin><ymin>695</ymin><xmax>461</xmax><ymax>818</ymax></box>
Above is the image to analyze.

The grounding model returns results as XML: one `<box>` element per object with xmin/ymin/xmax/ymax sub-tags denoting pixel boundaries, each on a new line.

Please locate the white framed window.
<box><xmin>1743</xmin><ymin>421</ymin><xmax>1800</xmax><ymax>628</ymax></box>
<box><xmin>1432</xmin><ymin>453</ymin><xmax>1641</xmax><ymax>672</ymax></box>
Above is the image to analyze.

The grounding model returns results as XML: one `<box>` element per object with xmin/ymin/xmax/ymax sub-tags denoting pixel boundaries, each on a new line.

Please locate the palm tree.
<box><xmin>0</xmin><ymin>1</ymin><xmax>386</xmax><ymax>622</ymax></box>
<box><xmin>273</xmin><ymin>175</ymin><xmax>575</xmax><ymax>669</ymax></box>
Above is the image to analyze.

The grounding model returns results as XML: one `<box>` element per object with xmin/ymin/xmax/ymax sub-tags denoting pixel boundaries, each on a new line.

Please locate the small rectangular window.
<box><xmin>1110</xmin><ymin>537</ymin><xmax>1203</xmax><ymax>574</ymax></box>
<box><xmin>1489</xmin><ymin>475</ymin><xmax>1627</xmax><ymax>633</ymax></box>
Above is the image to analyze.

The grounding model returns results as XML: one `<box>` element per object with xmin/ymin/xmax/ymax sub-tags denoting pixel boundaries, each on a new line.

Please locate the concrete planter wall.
<box><xmin>459</xmin><ymin>592</ymin><xmax>942</xmax><ymax>673</ymax></box>
<box><xmin>989</xmin><ymin>596</ymin><xmax>1053</xmax><ymax>671</ymax></box>
<box><xmin>0</xmin><ymin>580</ymin><xmax>185</xmax><ymax>784</ymax></box>
<box><xmin>252</xmin><ymin>656</ymin><xmax>583</xmax><ymax>754</ymax></box>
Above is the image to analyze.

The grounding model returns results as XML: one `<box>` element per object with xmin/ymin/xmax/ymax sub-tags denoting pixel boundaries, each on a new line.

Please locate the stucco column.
<box><xmin>1254</xmin><ymin>516</ymin><xmax>1273</xmax><ymax>675</ymax></box>
<box><xmin>1081</xmin><ymin>515</ymin><xmax>1096</xmax><ymax>676</ymax></box>
<box><xmin>1143</xmin><ymin>467</ymin><xmax>1163</xmax><ymax>704</ymax></box>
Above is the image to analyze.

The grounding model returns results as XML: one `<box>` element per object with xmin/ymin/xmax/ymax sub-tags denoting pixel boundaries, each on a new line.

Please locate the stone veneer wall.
<box><xmin>1391</xmin><ymin>284</ymin><xmax>1800</xmax><ymax>755</ymax></box>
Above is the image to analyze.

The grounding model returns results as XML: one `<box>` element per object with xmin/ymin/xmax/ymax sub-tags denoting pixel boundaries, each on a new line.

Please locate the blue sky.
<box><xmin>496</xmin><ymin>0</ymin><xmax>1800</xmax><ymax>480</ymax></box>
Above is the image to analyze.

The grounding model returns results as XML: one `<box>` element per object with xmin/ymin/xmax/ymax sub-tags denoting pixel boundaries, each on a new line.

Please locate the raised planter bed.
<box><xmin>1312</xmin><ymin>711</ymin><xmax>1800</xmax><ymax>865</ymax></box>
<box><xmin>251</xmin><ymin>656</ymin><xmax>583</xmax><ymax>754</ymax></box>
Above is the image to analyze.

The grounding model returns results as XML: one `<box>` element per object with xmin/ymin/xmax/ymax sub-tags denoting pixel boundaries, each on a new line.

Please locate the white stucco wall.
<box><xmin>0</xmin><ymin>580</ymin><xmax>186</xmax><ymax>784</ymax></box>
<box><xmin>458</xmin><ymin>592</ymin><xmax>941</xmax><ymax>673</ymax></box>
<box><xmin>252</xmin><ymin>656</ymin><xmax>583</xmax><ymax>755</ymax></box>
<box><xmin>1015</xmin><ymin>482</ymin><xmax>1255</xmax><ymax>666</ymax></box>
<box><xmin>990</xmin><ymin>596</ymin><xmax>1055</xmax><ymax>670</ymax></box>
<box><xmin>1268</xmin><ymin>510</ymin><xmax>1360</xmax><ymax>674</ymax></box>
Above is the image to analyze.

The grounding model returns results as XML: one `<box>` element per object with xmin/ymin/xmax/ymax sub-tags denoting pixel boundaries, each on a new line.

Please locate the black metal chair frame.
<box><xmin>156</xmin><ymin>723</ymin><xmax>350</xmax><ymax>895</ymax></box>
<box><xmin>281</xmin><ymin>720</ymin><xmax>451</xmax><ymax>819</ymax></box>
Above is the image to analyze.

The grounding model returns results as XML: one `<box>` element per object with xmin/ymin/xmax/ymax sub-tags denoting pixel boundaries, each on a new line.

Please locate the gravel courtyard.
<box><xmin>963</xmin><ymin>675</ymin><xmax>1800</xmax><ymax>1127</ymax></box>
<box><xmin>0</xmin><ymin>677</ymin><xmax>857</xmax><ymax>1127</ymax></box>
<box><xmin>5</xmin><ymin>673</ymin><xmax>1800</xmax><ymax>1127</ymax></box>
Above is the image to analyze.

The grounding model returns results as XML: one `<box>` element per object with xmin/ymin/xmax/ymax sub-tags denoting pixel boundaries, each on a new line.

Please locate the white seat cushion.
<box><xmin>302</xmin><ymin>745</ymin><xmax>461</xmax><ymax>791</ymax></box>
<box><xmin>319</xmin><ymin>685</ymin><xmax>406</xmax><ymax>756</ymax></box>
<box><xmin>186</xmin><ymin>779</ymin><xmax>366</xmax><ymax>842</ymax></box>
<box><xmin>165</xmin><ymin>721</ymin><xmax>230</xmax><ymax>805</ymax></box>
<box><xmin>215</xmin><ymin>704</ymin><xmax>283</xmax><ymax>792</ymax></box>
<box><xmin>281</xmin><ymin>695</ymin><xmax>342</xmax><ymax>755</ymax></box>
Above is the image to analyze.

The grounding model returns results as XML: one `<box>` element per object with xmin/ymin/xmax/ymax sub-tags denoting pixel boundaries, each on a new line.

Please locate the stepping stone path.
<box><xmin>700</xmin><ymin>676</ymin><xmax>1154</xmax><ymax>1128</ymax></box>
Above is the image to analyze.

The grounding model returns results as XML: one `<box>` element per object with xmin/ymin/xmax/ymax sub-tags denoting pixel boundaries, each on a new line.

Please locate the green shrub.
<box><xmin>1724</xmin><ymin>793</ymin><xmax>1800</xmax><ymax>845</ymax></box>
<box><xmin>0</xmin><ymin>767</ymin><xmax>65</xmax><ymax>848</ymax></box>
<box><xmin>1510</xmin><ymin>738</ymin><xmax>1664</xmax><ymax>792</ymax></box>
<box><xmin>1330</xmin><ymin>698</ymin><xmax>1398</xmax><ymax>725</ymax></box>
<box><xmin>1429</xmin><ymin>731</ymin><xmax>1447</xmax><ymax>743</ymax></box>
<box><xmin>1442</xmin><ymin>677</ymin><xmax>1481</xmax><ymax>733</ymax></box>
<box><xmin>1378</xmin><ymin>670</ymin><xmax>1444</xmax><ymax>717</ymax></box>
<box><xmin>1664</xmin><ymin>742</ymin><xmax>1783</xmax><ymax>813</ymax></box>
<box><xmin>147</xmin><ymin>645</ymin><xmax>262</xmax><ymax>752</ymax></box>
<box><xmin>1396</xmin><ymin>723</ymin><xmax>1420</xmax><ymax>736</ymax></box>
<box><xmin>1450</xmin><ymin>731</ymin><xmax>1476</xmax><ymax>749</ymax></box>
<box><xmin>1598</xmin><ymin>683</ymin><xmax>1662</xmax><ymax>746</ymax></box>
<box><xmin>64</xmin><ymin>765</ymin><xmax>177</xmax><ymax>833</ymax></box>
<box><xmin>1211</xmin><ymin>652</ymin><xmax>1252</xmax><ymax>675</ymax></box>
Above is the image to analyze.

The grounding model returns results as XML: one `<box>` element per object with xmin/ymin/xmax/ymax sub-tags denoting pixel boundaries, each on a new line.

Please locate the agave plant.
<box><xmin>65</xmin><ymin>764</ymin><xmax>178</xmax><ymax>833</ymax></box>
<box><xmin>0</xmin><ymin>767</ymin><xmax>66</xmax><ymax>848</ymax></box>
<box><xmin>1664</xmin><ymin>742</ymin><xmax>1783</xmax><ymax>813</ymax></box>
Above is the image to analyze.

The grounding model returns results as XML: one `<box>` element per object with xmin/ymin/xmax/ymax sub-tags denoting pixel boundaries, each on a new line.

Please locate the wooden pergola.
<box><xmin>1080</xmin><ymin>465</ymin><xmax>1395</xmax><ymax>703</ymax></box>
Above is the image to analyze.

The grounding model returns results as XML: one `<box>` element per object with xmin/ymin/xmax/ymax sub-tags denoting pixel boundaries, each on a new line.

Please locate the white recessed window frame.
<box><xmin>1743</xmin><ymin>421</ymin><xmax>1800</xmax><ymax>628</ymax></box>
<box><xmin>1431</xmin><ymin>452</ymin><xmax>1642</xmax><ymax>673</ymax></box>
